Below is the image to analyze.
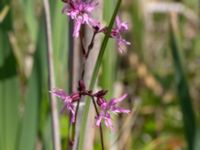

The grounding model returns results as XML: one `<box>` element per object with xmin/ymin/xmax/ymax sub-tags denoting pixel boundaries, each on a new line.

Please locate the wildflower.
<box><xmin>50</xmin><ymin>89</ymin><xmax>80</xmax><ymax>123</ymax></box>
<box><xmin>111</xmin><ymin>16</ymin><xmax>131</xmax><ymax>53</ymax></box>
<box><xmin>62</xmin><ymin>0</ymin><xmax>99</xmax><ymax>37</ymax></box>
<box><xmin>96</xmin><ymin>94</ymin><xmax>130</xmax><ymax>129</ymax></box>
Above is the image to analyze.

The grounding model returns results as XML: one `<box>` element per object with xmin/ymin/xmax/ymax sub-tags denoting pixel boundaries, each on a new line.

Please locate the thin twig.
<box><xmin>43</xmin><ymin>0</ymin><xmax>61</xmax><ymax>150</ymax></box>
<box><xmin>67</xmin><ymin>19</ymin><xmax>74</xmax><ymax>150</ymax></box>
<box><xmin>86</xmin><ymin>31</ymin><xmax>97</xmax><ymax>58</ymax></box>
<box><xmin>80</xmin><ymin>30</ymin><xmax>97</xmax><ymax>80</ymax></box>
<box><xmin>68</xmin><ymin>20</ymin><xmax>74</xmax><ymax>93</ymax></box>
<box><xmin>80</xmin><ymin>27</ymin><xmax>87</xmax><ymax>57</ymax></box>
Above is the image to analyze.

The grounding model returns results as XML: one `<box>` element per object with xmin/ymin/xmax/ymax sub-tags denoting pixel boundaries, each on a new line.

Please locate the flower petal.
<box><xmin>115</xmin><ymin>16</ymin><xmax>121</xmax><ymax>29</ymax></box>
<box><xmin>95</xmin><ymin>115</ymin><xmax>102</xmax><ymax>127</ymax></box>
<box><xmin>50</xmin><ymin>89</ymin><xmax>68</xmax><ymax>100</ymax></box>
<box><xmin>62</xmin><ymin>4</ymin><xmax>69</xmax><ymax>14</ymax></box>
<box><xmin>114</xmin><ymin>93</ymin><xmax>128</xmax><ymax>103</ymax></box>
<box><xmin>112</xmin><ymin>106</ymin><xmax>130</xmax><ymax>114</ymax></box>
<box><xmin>85</xmin><ymin>1</ymin><xmax>98</xmax><ymax>12</ymax></box>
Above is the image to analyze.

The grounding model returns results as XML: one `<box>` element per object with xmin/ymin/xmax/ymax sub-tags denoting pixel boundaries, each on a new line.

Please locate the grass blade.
<box><xmin>100</xmin><ymin>0</ymin><xmax>116</xmax><ymax>97</ymax></box>
<box><xmin>18</xmin><ymin>44</ymin><xmax>43</xmax><ymax>150</ymax></box>
<box><xmin>169</xmin><ymin>14</ymin><xmax>196</xmax><ymax>150</ymax></box>
<box><xmin>43</xmin><ymin>0</ymin><xmax>61</xmax><ymax>149</ymax></box>
<box><xmin>0</xmin><ymin>30</ymin><xmax>20</xmax><ymax>150</ymax></box>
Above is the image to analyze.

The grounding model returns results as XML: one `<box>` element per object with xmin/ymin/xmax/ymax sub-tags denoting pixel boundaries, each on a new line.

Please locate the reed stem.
<box><xmin>43</xmin><ymin>0</ymin><xmax>61</xmax><ymax>149</ymax></box>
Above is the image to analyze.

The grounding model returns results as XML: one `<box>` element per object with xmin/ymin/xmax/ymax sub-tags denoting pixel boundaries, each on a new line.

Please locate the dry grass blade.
<box><xmin>0</xmin><ymin>5</ymin><xmax>9</xmax><ymax>23</ymax></box>
<box><xmin>145</xmin><ymin>2</ymin><xmax>199</xmax><ymax>27</ymax></box>
<box><xmin>43</xmin><ymin>0</ymin><xmax>61</xmax><ymax>149</ymax></box>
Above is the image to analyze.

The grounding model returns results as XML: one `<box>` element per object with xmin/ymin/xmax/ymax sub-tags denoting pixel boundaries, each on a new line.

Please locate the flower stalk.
<box><xmin>50</xmin><ymin>0</ymin><xmax>131</xmax><ymax>149</ymax></box>
<box><xmin>91</xmin><ymin>97</ymin><xmax>105</xmax><ymax>150</ymax></box>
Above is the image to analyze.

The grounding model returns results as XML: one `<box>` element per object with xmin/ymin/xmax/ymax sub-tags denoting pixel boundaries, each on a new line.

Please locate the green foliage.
<box><xmin>1</xmin><ymin>0</ymin><xmax>200</xmax><ymax>149</ymax></box>
<box><xmin>18</xmin><ymin>48</ymin><xmax>41</xmax><ymax>150</ymax></box>
<box><xmin>169</xmin><ymin>20</ymin><xmax>196</xmax><ymax>150</ymax></box>
<box><xmin>0</xmin><ymin>29</ymin><xmax>20</xmax><ymax>150</ymax></box>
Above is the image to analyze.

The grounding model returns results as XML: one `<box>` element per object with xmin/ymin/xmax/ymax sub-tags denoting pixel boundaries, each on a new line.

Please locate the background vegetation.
<box><xmin>0</xmin><ymin>0</ymin><xmax>200</xmax><ymax>149</ymax></box>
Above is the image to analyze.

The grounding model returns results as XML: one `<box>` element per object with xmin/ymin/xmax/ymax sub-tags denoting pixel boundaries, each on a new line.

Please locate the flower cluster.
<box><xmin>62</xmin><ymin>0</ymin><xmax>99</xmax><ymax>37</ymax></box>
<box><xmin>50</xmin><ymin>80</ymin><xmax>130</xmax><ymax>129</ymax></box>
<box><xmin>62</xmin><ymin>0</ymin><xmax>130</xmax><ymax>53</ymax></box>
<box><xmin>54</xmin><ymin>0</ymin><xmax>131</xmax><ymax>131</ymax></box>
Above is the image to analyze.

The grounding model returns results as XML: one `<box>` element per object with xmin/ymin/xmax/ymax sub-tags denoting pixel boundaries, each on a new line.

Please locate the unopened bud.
<box><xmin>94</xmin><ymin>90</ymin><xmax>108</xmax><ymax>97</ymax></box>
<box><xmin>78</xmin><ymin>80</ymin><xmax>86</xmax><ymax>91</ymax></box>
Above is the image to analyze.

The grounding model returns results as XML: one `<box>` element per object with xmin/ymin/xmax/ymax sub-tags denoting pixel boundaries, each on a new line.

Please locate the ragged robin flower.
<box><xmin>62</xmin><ymin>0</ymin><xmax>99</xmax><ymax>37</ymax></box>
<box><xmin>96</xmin><ymin>93</ymin><xmax>130</xmax><ymax>129</ymax></box>
<box><xmin>111</xmin><ymin>16</ymin><xmax>131</xmax><ymax>53</ymax></box>
<box><xmin>50</xmin><ymin>89</ymin><xmax>80</xmax><ymax>123</ymax></box>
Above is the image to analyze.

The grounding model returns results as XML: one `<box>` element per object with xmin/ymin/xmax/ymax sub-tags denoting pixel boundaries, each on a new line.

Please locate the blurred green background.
<box><xmin>0</xmin><ymin>0</ymin><xmax>200</xmax><ymax>150</ymax></box>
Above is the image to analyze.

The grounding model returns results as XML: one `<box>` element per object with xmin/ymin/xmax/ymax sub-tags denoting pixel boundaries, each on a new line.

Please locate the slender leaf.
<box><xmin>0</xmin><ymin>30</ymin><xmax>20</xmax><ymax>150</ymax></box>
<box><xmin>130</xmin><ymin>0</ymin><xmax>144</xmax><ymax>59</ymax></box>
<box><xmin>18</xmin><ymin>44</ymin><xmax>42</xmax><ymax>150</ymax></box>
<box><xmin>100</xmin><ymin>0</ymin><xmax>116</xmax><ymax>98</ymax></box>
<box><xmin>169</xmin><ymin>19</ymin><xmax>196</xmax><ymax>150</ymax></box>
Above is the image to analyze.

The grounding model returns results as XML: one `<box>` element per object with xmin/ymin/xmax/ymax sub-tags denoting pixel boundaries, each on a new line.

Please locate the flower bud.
<box><xmin>94</xmin><ymin>90</ymin><xmax>108</xmax><ymax>97</ymax></box>
<box><xmin>78</xmin><ymin>80</ymin><xmax>86</xmax><ymax>91</ymax></box>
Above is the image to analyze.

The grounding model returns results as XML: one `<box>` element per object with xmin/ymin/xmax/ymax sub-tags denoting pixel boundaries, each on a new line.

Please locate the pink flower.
<box><xmin>50</xmin><ymin>89</ymin><xmax>80</xmax><ymax>123</ymax></box>
<box><xmin>96</xmin><ymin>94</ymin><xmax>130</xmax><ymax>129</ymax></box>
<box><xmin>111</xmin><ymin>16</ymin><xmax>131</xmax><ymax>53</ymax></box>
<box><xmin>62</xmin><ymin>0</ymin><xmax>99</xmax><ymax>37</ymax></box>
